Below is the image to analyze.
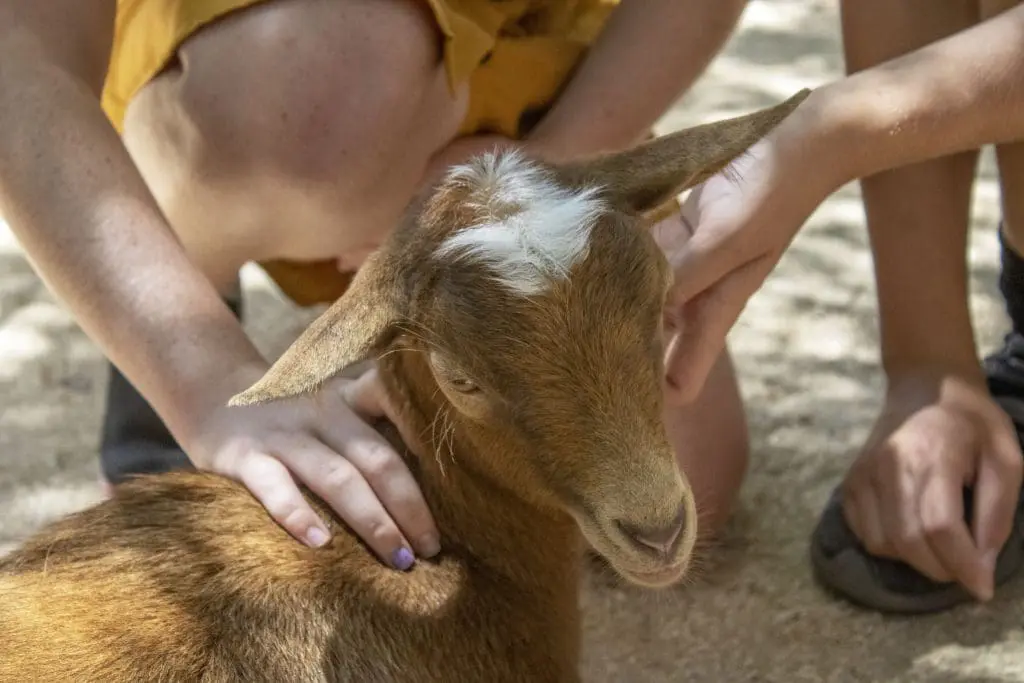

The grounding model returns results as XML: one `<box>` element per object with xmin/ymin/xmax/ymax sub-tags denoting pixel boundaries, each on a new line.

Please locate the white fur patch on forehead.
<box><xmin>433</xmin><ymin>149</ymin><xmax>606</xmax><ymax>296</ymax></box>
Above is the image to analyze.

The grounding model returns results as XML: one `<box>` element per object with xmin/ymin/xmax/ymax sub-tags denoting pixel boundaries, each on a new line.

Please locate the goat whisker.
<box><xmin>425</xmin><ymin>386</ymin><xmax>448</xmax><ymax>478</ymax></box>
<box><xmin>440</xmin><ymin>406</ymin><xmax>457</xmax><ymax>469</ymax></box>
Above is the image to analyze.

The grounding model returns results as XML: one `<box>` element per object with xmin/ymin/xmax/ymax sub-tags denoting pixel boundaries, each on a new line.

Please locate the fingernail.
<box><xmin>418</xmin><ymin>534</ymin><xmax>441</xmax><ymax>558</ymax></box>
<box><xmin>978</xmin><ymin>550</ymin><xmax>999</xmax><ymax>601</ymax></box>
<box><xmin>306</xmin><ymin>526</ymin><xmax>330</xmax><ymax>548</ymax></box>
<box><xmin>976</xmin><ymin>579</ymin><xmax>995</xmax><ymax>602</ymax></box>
<box><xmin>392</xmin><ymin>547</ymin><xmax>415</xmax><ymax>571</ymax></box>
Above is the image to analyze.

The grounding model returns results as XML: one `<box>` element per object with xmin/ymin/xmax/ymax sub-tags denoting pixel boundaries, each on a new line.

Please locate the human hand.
<box><xmin>186</xmin><ymin>364</ymin><xmax>439</xmax><ymax>569</ymax></box>
<box><xmin>661</xmin><ymin>110</ymin><xmax>840</xmax><ymax>404</ymax></box>
<box><xmin>841</xmin><ymin>371</ymin><xmax>1023</xmax><ymax>601</ymax></box>
<box><xmin>341</xmin><ymin>363</ymin><xmax>426</xmax><ymax>457</ymax></box>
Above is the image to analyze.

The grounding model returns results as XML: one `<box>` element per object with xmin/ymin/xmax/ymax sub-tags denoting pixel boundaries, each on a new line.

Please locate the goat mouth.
<box><xmin>577</xmin><ymin>517</ymin><xmax>692</xmax><ymax>588</ymax></box>
<box><xmin>618</xmin><ymin>561</ymin><xmax>689</xmax><ymax>588</ymax></box>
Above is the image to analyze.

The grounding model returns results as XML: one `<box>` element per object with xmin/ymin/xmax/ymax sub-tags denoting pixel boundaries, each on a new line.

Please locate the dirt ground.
<box><xmin>3</xmin><ymin>2</ymin><xmax>1024</xmax><ymax>681</ymax></box>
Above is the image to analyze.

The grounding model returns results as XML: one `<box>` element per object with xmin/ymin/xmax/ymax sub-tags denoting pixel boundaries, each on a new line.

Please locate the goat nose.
<box><xmin>617</xmin><ymin>504</ymin><xmax>687</xmax><ymax>556</ymax></box>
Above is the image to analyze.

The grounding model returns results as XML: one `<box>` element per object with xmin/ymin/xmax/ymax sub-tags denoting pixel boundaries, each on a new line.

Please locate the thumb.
<box><xmin>972</xmin><ymin>412</ymin><xmax>1023</xmax><ymax>573</ymax></box>
<box><xmin>340</xmin><ymin>367</ymin><xmax>426</xmax><ymax>457</ymax></box>
<box><xmin>669</xmin><ymin>186</ymin><xmax>744</xmax><ymax>307</ymax></box>
<box><xmin>663</xmin><ymin>254</ymin><xmax>771</xmax><ymax>404</ymax></box>
<box><xmin>663</xmin><ymin>294</ymin><xmax>735</xmax><ymax>405</ymax></box>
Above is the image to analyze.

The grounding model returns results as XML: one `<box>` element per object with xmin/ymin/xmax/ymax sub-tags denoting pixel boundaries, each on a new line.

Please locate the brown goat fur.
<box><xmin>0</xmin><ymin>90</ymin><xmax>810</xmax><ymax>683</ymax></box>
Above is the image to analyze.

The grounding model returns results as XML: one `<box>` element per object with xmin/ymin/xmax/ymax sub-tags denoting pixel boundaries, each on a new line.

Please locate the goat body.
<box><xmin>0</xmin><ymin>421</ymin><xmax>583</xmax><ymax>682</ymax></box>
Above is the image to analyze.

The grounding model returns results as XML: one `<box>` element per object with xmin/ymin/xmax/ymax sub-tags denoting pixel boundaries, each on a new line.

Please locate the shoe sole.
<box><xmin>810</xmin><ymin>519</ymin><xmax>1024</xmax><ymax>614</ymax></box>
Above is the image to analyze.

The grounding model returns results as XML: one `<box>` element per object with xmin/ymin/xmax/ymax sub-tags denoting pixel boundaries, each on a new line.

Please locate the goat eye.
<box><xmin>450</xmin><ymin>377</ymin><xmax>480</xmax><ymax>394</ymax></box>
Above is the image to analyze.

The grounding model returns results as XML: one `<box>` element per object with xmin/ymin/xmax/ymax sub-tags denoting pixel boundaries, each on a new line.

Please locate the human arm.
<box><xmin>667</xmin><ymin>2</ymin><xmax>1024</xmax><ymax>402</ymax></box>
<box><xmin>663</xmin><ymin>4</ymin><xmax>1024</xmax><ymax>601</ymax></box>
<box><xmin>526</xmin><ymin>0</ymin><xmax>749</xmax><ymax>160</ymax></box>
<box><xmin>0</xmin><ymin>1</ymin><xmax>438</xmax><ymax>566</ymax></box>
<box><xmin>423</xmin><ymin>0</ymin><xmax>748</xmax><ymax>175</ymax></box>
<box><xmin>0</xmin><ymin>2</ymin><xmax>263</xmax><ymax>456</ymax></box>
<box><xmin>420</xmin><ymin>0</ymin><xmax>748</xmax><ymax>191</ymax></box>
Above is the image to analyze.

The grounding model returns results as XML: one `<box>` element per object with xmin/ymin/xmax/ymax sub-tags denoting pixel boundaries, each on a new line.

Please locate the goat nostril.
<box><xmin>616</xmin><ymin>504</ymin><xmax>687</xmax><ymax>556</ymax></box>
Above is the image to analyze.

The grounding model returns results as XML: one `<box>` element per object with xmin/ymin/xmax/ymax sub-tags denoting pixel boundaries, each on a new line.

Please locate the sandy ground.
<box><xmin>3</xmin><ymin>2</ymin><xmax>1024</xmax><ymax>681</ymax></box>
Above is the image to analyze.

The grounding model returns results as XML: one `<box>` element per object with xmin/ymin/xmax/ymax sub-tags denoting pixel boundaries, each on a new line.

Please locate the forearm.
<box><xmin>527</xmin><ymin>0</ymin><xmax>748</xmax><ymax>160</ymax></box>
<box><xmin>812</xmin><ymin>4</ymin><xmax>1024</xmax><ymax>187</ymax></box>
<box><xmin>0</xmin><ymin>37</ymin><xmax>267</xmax><ymax>446</ymax></box>
<box><xmin>793</xmin><ymin>7</ymin><xmax>1024</xmax><ymax>378</ymax></box>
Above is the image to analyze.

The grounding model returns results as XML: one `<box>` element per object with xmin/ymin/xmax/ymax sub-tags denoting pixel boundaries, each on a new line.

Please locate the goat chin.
<box><xmin>570</xmin><ymin>506</ymin><xmax>695</xmax><ymax>589</ymax></box>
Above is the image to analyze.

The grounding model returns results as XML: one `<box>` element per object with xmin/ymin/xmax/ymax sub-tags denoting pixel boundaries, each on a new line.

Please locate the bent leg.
<box><xmin>979</xmin><ymin>2</ymin><xmax>1024</xmax><ymax>289</ymax></box>
<box><xmin>664</xmin><ymin>351</ymin><xmax>749</xmax><ymax>543</ymax></box>
<box><xmin>974</xmin><ymin>0</ymin><xmax>1024</xmax><ymax>616</ymax></box>
<box><xmin>843</xmin><ymin>1</ymin><xmax>982</xmax><ymax>383</ymax></box>
<box><xmin>979</xmin><ymin>0</ymin><xmax>1024</xmax><ymax>399</ymax></box>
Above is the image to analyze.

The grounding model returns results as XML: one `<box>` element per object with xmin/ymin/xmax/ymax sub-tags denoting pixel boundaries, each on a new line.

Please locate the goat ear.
<box><xmin>559</xmin><ymin>89</ymin><xmax>812</xmax><ymax>214</ymax></box>
<box><xmin>228</xmin><ymin>252</ymin><xmax>401</xmax><ymax>407</ymax></box>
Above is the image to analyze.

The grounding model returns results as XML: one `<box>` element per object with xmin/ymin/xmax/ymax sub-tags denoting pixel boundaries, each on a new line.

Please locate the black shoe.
<box><xmin>98</xmin><ymin>294</ymin><xmax>244</xmax><ymax>485</ymax></box>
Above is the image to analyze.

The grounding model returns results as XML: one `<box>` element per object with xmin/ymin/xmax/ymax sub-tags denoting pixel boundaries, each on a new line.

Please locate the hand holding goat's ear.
<box><xmin>657</xmin><ymin>88</ymin><xmax>827</xmax><ymax>404</ymax></box>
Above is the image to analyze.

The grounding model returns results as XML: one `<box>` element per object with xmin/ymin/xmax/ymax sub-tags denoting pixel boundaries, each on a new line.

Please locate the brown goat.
<box><xmin>0</xmin><ymin>90</ymin><xmax>809</xmax><ymax>683</ymax></box>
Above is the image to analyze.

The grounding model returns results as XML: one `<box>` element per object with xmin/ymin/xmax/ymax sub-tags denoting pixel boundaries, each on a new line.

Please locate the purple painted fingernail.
<box><xmin>392</xmin><ymin>547</ymin><xmax>415</xmax><ymax>571</ymax></box>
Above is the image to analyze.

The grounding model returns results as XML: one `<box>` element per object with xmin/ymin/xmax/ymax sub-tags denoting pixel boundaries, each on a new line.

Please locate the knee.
<box><xmin>666</xmin><ymin>351</ymin><xmax>750</xmax><ymax>540</ymax></box>
<box><xmin>697</xmin><ymin>424</ymin><xmax>749</xmax><ymax>540</ymax></box>
<box><xmin>176</xmin><ymin>0</ymin><xmax>465</xmax><ymax>187</ymax></box>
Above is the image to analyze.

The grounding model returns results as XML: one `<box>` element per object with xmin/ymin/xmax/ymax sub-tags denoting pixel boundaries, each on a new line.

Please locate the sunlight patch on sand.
<box><xmin>0</xmin><ymin>219</ymin><xmax>19</xmax><ymax>252</ymax></box>
<box><xmin>0</xmin><ymin>308</ymin><xmax>61</xmax><ymax>381</ymax></box>
<box><xmin>0</xmin><ymin>482</ymin><xmax>105</xmax><ymax>557</ymax></box>
<box><xmin>905</xmin><ymin>636</ymin><xmax>1024</xmax><ymax>682</ymax></box>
